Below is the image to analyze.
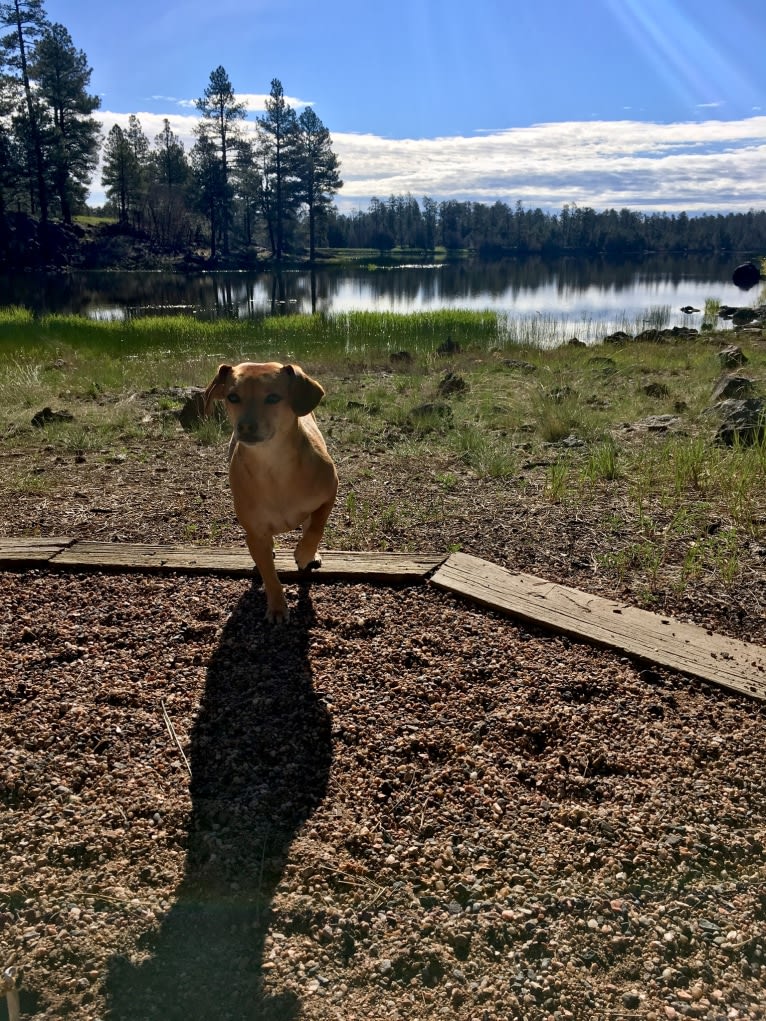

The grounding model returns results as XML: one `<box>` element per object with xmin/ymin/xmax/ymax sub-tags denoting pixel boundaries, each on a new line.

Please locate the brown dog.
<box><xmin>204</xmin><ymin>361</ymin><xmax>338</xmax><ymax>623</ymax></box>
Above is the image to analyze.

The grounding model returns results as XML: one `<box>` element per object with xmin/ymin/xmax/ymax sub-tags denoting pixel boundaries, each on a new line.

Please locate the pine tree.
<box><xmin>296</xmin><ymin>107</ymin><xmax>341</xmax><ymax>262</ymax></box>
<box><xmin>257</xmin><ymin>78</ymin><xmax>300</xmax><ymax>261</ymax></box>
<box><xmin>190</xmin><ymin>128</ymin><xmax>226</xmax><ymax>258</ymax></box>
<box><xmin>146</xmin><ymin>119</ymin><xmax>190</xmax><ymax>248</ymax></box>
<box><xmin>101</xmin><ymin>123</ymin><xmax>144</xmax><ymax>225</ymax></box>
<box><xmin>0</xmin><ymin>0</ymin><xmax>49</xmax><ymax>220</ymax></box>
<box><xmin>195</xmin><ymin>66</ymin><xmax>245</xmax><ymax>255</ymax></box>
<box><xmin>31</xmin><ymin>21</ymin><xmax>100</xmax><ymax>223</ymax></box>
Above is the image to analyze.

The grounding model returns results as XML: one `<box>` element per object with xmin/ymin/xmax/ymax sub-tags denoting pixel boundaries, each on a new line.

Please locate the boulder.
<box><xmin>177</xmin><ymin>388</ymin><xmax>227</xmax><ymax>430</ymax></box>
<box><xmin>714</xmin><ymin>398</ymin><xmax>766</xmax><ymax>446</ymax></box>
<box><xmin>711</xmin><ymin>374</ymin><xmax>757</xmax><ymax>403</ymax></box>
<box><xmin>718</xmin><ymin>345</ymin><xmax>747</xmax><ymax>369</ymax></box>
<box><xmin>732</xmin><ymin>262</ymin><xmax>762</xmax><ymax>291</ymax></box>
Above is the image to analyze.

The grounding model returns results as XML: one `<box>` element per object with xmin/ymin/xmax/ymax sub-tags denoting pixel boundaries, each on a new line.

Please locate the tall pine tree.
<box><xmin>32</xmin><ymin>22</ymin><xmax>100</xmax><ymax>223</ymax></box>
<box><xmin>195</xmin><ymin>66</ymin><xmax>245</xmax><ymax>255</ymax></box>
<box><xmin>0</xmin><ymin>0</ymin><xmax>49</xmax><ymax>220</ymax></box>
<box><xmin>297</xmin><ymin>107</ymin><xmax>341</xmax><ymax>262</ymax></box>
<box><xmin>257</xmin><ymin>79</ymin><xmax>300</xmax><ymax>261</ymax></box>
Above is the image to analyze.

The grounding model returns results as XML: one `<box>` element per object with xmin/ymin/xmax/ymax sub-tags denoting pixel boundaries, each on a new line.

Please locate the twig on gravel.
<box><xmin>161</xmin><ymin>700</ymin><xmax>191</xmax><ymax>776</ymax></box>
<box><xmin>1</xmin><ymin>966</ymin><xmax>21</xmax><ymax>1021</ymax></box>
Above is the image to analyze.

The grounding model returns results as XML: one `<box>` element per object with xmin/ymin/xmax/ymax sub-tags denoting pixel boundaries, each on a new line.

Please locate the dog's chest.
<box><xmin>229</xmin><ymin>444</ymin><xmax>317</xmax><ymax>533</ymax></box>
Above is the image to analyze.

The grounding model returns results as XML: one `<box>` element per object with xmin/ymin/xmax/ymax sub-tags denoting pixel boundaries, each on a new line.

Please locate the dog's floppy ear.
<box><xmin>203</xmin><ymin>364</ymin><xmax>233</xmax><ymax>416</ymax></box>
<box><xmin>283</xmin><ymin>364</ymin><xmax>324</xmax><ymax>416</ymax></box>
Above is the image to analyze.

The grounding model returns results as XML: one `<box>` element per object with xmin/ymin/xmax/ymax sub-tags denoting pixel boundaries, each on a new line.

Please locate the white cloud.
<box><xmin>172</xmin><ymin>92</ymin><xmax>310</xmax><ymax>113</ymax></box>
<box><xmin>89</xmin><ymin>111</ymin><xmax>766</xmax><ymax>215</ymax></box>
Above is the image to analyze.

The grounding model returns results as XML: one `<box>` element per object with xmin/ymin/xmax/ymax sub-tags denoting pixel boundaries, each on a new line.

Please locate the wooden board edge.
<box><xmin>430</xmin><ymin>552</ymin><xmax>766</xmax><ymax>702</ymax></box>
<box><xmin>0</xmin><ymin>536</ymin><xmax>76</xmax><ymax>564</ymax></box>
<box><xmin>41</xmin><ymin>542</ymin><xmax>448</xmax><ymax>582</ymax></box>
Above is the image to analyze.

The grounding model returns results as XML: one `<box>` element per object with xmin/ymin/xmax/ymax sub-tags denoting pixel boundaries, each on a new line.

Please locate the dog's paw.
<box><xmin>295</xmin><ymin>548</ymin><xmax>322</xmax><ymax>571</ymax></box>
<box><xmin>265</xmin><ymin>599</ymin><xmax>290</xmax><ymax>624</ymax></box>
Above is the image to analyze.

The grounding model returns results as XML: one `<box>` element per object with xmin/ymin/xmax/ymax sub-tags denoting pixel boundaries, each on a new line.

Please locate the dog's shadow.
<box><xmin>105</xmin><ymin>583</ymin><xmax>331</xmax><ymax>1020</ymax></box>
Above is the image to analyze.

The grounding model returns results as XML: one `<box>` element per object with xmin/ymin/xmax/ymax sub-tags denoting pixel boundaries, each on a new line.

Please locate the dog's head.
<box><xmin>203</xmin><ymin>361</ymin><xmax>325</xmax><ymax>444</ymax></box>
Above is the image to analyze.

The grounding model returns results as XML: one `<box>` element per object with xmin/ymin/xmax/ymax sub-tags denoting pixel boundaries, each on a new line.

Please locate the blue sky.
<box><xmin>46</xmin><ymin>0</ymin><xmax>766</xmax><ymax>213</ymax></box>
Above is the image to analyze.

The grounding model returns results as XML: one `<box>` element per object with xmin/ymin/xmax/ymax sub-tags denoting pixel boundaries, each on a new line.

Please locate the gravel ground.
<box><xmin>2</xmin><ymin>568</ymin><xmax>766</xmax><ymax>1020</ymax></box>
<box><xmin>2</xmin><ymin>402</ymin><xmax>766</xmax><ymax>1020</ymax></box>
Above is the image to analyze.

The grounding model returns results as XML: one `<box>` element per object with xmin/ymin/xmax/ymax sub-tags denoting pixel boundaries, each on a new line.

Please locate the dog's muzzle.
<box><xmin>236</xmin><ymin>424</ymin><xmax>264</xmax><ymax>443</ymax></box>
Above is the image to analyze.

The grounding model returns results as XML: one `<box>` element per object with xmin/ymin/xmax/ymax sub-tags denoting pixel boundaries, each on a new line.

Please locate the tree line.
<box><xmin>326</xmin><ymin>196</ymin><xmax>766</xmax><ymax>257</ymax></box>
<box><xmin>2</xmin><ymin>0</ymin><xmax>765</xmax><ymax>265</ymax></box>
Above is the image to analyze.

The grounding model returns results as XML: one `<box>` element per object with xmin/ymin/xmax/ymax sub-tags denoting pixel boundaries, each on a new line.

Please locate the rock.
<box><xmin>567</xmin><ymin>337</ymin><xmax>586</xmax><ymax>347</ymax></box>
<box><xmin>642</xmin><ymin>382</ymin><xmax>670</xmax><ymax>398</ymax></box>
<box><xmin>177</xmin><ymin>390</ymin><xmax>207</xmax><ymax>430</ymax></box>
<box><xmin>732</xmin><ymin>308</ymin><xmax>759</xmax><ymax>325</ymax></box>
<box><xmin>177</xmin><ymin>389</ymin><xmax>226</xmax><ymax>430</ymax></box>
<box><xmin>711</xmin><ymin>374</ymin><xmax>757</xmax><ymax>403</ymax></box>
<box><xmin>680</xmin><ymin>306</ymin><xmax>700</xmax><ymax>314</ymax></box>
<box><xmin>714</xmin><ymin>398</ymin><xmax>766</xmax><ymax>446</ymax></box>
<box><xmin>732</xmin><ymin>262</ymin><xmax>761</xmax><ymax>290</ymax></box>
<box><xmin>437</xmin><ymin>371</ymin><xmax>468</xmax><ymax>397</ymax></box>
<box><xmin>547</xmin><ymin>385</ymin><xmax>575</xmax><ymax>403</ymax></box>
<box><xmin>635</xmin><ymin>415</ymin><xmax>681</xmax><ymax>432</ymax></box>
<box><xmin>408</xmin><ymin>401</ymin><xmax>453</xmax><ymax>425</ymax></box>
<box><xmin>503</xmin><ymin>359</ymin><xmax>537</xmax><ymax>373</ymax></box>
<box><xmin>604</xmin><ymin>330</ymin><xmax>632</xmax><ymax>345</ymax></box>
<box><xmin>390</xmin><ymin>350</ymin><xmax>412</xmax><ymax>364</ymax></box>
<box><xmin>718</xmin><ymin>345</ymin><xmax>748</xmax><ymax>369</ymax></box>
<box><xmin>31</xmin><ymin>407</ymin><xmax>74</xmax><ymax>427</ymax></box>
<box><xmin>553</xmin><ymin>434</ymin><xmax>586</xmax><ymax>448</ymax></box>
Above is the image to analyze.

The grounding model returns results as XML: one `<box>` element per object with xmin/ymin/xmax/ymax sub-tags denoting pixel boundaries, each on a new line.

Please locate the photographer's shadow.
<box><xmin>106</xmin><ymin>583</ymin><xmax>331</xmax><ymax>1020</ymax></box>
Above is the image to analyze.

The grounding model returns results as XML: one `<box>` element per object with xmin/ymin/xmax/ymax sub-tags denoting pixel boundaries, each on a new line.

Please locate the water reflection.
<box><xmin>0</xmin><ymin>256</ymin><xmax>749</xmax><ymax>334</ymax></box>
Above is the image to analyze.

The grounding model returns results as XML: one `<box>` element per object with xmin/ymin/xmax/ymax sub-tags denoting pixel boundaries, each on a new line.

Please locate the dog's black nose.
<box><xmin>237</xmin><ymin>423</ymin><xmax>260</xmax><ymax>443</ymax></box>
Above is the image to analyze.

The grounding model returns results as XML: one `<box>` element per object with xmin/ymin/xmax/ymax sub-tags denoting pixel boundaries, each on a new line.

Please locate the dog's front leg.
<box><xmin>295</xmin><ymin>496</ymin><xmax>335</xmax><ymax>571</ymax></box>
<box><xmin>245</xmin><ymin>531</ymin><xmax>290</xmax><ymax>623</ymax></box>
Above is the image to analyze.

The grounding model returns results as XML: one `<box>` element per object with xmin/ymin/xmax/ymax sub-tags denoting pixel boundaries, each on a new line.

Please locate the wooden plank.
<box><xmin>0</xmin><ymin>536</ymin><xmax>74</xmax><ymax>564</ymax></box>
<box><xmin>49</xmin><ymin>541</ymin><xmax>445</xmax><ymax>581</ymax></box>
<box><xmin>430</xmin><ymin>552</ymin><xmax>766</xmax><ymax>701</ymax></box>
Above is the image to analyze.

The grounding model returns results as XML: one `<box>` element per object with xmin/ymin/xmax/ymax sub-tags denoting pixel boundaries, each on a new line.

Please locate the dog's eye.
<box><xmin>264</xmin><ymin>393</ymin><xmax>282</xmax><ymax>405</ymax></box>
<box><xmin>226</xmin><ymin>393</ymin><xmax>241</xmax><ymax>404</ymax></box>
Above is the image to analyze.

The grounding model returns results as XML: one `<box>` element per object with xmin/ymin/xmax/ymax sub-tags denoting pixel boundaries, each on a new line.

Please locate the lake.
<box><xmin>0</xmin><ymin>255</ymin><xmax>753</xmax><ymax>341</ymax></box>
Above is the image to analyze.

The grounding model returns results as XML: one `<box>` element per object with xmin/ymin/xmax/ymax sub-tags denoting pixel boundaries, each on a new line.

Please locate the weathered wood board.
<box><xmin>430</xmin><ymin>552</ymin><xmax>766</xmax><ymax>701</ymax></box>
<box><xmin>0</xmin><ymin>536</ymin><xmax>74</xmax><ymax>563</ymax></box>
<box><xmin>48</xmin><ymin>541</ymin><xmax>446</xmax><ymax>581</ymax></box>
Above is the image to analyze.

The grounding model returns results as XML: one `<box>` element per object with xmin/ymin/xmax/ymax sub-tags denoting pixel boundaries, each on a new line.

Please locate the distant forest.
<box><xmin>2</xmin><ymin>0</ymin><xmax>765</xmax><ymax>265</ymax></box>
<box><xmin>327</xmin><ymin>198</ymin><xmax>766</xmax><ymax>257</ymax></box>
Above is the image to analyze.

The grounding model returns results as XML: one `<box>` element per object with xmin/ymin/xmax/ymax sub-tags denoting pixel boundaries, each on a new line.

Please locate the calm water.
<box><xmin>0</xmin><ymin>255</ymin><xmax>751</xmax><ymax>340</ymax></box>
